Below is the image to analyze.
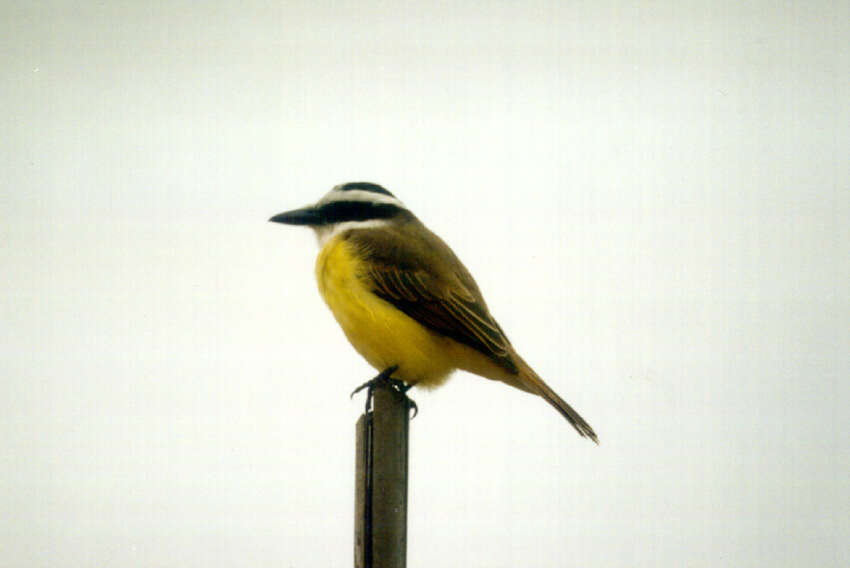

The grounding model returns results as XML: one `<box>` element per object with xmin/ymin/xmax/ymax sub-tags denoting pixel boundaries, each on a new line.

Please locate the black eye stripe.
<box><xmin>318</xmin><ymin>201</ymin><xmax>403</xmax><ymax>224</ymax></box>
<box><xmin>338</xmin><ymin>182</ymin><xmax>395</xmax><ymax>197</ymax></box>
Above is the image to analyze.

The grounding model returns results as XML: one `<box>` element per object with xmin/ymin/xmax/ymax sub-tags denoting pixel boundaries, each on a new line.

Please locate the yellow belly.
<box><xmin>315</xmin><ymin>235</ymin><xmax>455</xmax><ymax>387</ymax></box>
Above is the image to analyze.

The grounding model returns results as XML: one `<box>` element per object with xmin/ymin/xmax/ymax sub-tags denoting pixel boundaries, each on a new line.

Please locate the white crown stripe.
<box><xmin>320</xmin><ymin>189</ymin><xmax>407</xmax><ymax>209</ymax></box>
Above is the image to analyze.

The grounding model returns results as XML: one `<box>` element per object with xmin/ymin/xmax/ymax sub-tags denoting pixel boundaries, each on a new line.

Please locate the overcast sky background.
<box><xmin>2</xmin><ymin>2</ymin><xmax>848</xmax><ymax>567</ymax></box>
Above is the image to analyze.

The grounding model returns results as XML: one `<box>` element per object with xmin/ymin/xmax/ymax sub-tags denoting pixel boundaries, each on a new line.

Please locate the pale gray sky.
<box><xmin>2</xmin><ymin>2</ymin><xmax>848</xmax><ymax>567</ymax></box>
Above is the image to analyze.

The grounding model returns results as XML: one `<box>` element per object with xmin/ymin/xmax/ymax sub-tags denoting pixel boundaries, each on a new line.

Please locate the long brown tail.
<box><xmin>514</xmin><ymin>355</ymin><xmax>598</xmax><ymax>444</ymax></box>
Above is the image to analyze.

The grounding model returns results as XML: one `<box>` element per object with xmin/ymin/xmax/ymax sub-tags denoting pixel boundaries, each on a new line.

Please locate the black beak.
<box><xmin>268</xmin><ymin>206</ymin><xmax>323</xmax><ymax>226</ymax></box>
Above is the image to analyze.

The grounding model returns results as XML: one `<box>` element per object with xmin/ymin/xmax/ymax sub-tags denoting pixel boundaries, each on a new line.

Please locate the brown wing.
<box><xmin>346</xmin><ymin>223</ymin><xmax>519</xmax><ymax>374</ymax></box>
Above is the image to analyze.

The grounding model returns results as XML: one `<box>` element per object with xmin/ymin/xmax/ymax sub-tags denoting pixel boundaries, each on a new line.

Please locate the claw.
<box><xmin>350</xmin><ymin>365</ymin><xmax>417</xmax><ymax>418</ymax></box>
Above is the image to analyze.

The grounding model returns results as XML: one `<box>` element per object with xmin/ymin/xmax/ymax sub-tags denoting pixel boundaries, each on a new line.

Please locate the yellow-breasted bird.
<box><xmin>270</xmin><ymin>182</ymin><xmax>597</xmax><ymax>443</ymax></box>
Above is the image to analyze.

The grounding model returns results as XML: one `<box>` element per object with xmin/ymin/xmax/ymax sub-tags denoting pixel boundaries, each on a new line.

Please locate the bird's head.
<box><xmin>269</xmin><ymin>182</ymin><xmax>411</xmax><ymax>245</ymax></box>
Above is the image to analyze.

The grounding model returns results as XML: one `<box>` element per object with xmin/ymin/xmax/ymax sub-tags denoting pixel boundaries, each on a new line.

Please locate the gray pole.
<box><xmin>355</xmin><ymin>382</ymin><xmax>409</xmax><ymax>568</ymax></box>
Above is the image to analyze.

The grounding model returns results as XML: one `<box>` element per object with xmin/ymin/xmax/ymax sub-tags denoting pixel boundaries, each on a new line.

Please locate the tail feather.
<box><xmin>514</xmin><ymin>355</ymin><xmax>598</xmax><ymax>444</ymax></box>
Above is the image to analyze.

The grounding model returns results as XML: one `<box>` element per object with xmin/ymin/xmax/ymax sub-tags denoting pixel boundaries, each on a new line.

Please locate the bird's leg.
<box><xmin>350</xmin><ymin>365</ymin><xmax>418</xmax><ymax>418</ymax></box>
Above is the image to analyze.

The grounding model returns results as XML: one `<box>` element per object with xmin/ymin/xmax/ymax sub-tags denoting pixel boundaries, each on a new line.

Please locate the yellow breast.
<box><xmin>314</xmin><ymin>234</ymin><xmax>454</xmax><ymax>387</ymax></box>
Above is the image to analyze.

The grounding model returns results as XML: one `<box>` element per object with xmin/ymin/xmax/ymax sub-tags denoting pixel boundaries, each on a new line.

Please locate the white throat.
<box><xmin>314</xmin><ymin>219</ymin><xmax>392</xmax><ymax>248</ymax></box>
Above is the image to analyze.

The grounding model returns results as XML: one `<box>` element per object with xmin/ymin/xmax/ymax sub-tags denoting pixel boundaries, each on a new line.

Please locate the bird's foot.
<box><xmin>350</xmin><ymin>365</ymin><xmax>418</xmax><ymax>418</ymax></box>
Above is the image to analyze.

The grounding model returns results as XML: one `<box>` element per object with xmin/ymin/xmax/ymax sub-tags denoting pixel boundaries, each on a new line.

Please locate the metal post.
<box><xmin>355</xmin><ymin>382</ymin><xmax>409</xmax><ymax>568</ymax></box>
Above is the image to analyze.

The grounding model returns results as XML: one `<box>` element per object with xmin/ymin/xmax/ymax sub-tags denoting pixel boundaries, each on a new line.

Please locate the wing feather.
<box><xmin>347</xmin><ymin>226</ymin><xmax>518</xmax><ymax>373</ymax></box>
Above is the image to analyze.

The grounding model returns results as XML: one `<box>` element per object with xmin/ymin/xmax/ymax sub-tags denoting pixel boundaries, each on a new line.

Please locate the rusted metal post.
<box><xmin>354</xmin><ymin>382</ymin><xmax>409</xmax><ymax>568</ymax></box>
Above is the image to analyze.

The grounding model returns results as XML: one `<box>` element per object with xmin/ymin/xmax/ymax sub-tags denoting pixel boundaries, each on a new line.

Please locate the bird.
<box><xmin>269</xmin><ymin>182</ymin><xmax>597</xmax><ymax>443</ymax></box>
